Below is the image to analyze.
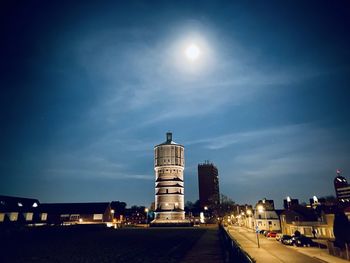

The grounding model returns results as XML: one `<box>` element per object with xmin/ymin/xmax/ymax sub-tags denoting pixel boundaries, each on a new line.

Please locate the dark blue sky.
<box><xmin>1</xmin><ymin>1</ymin><xmax>350</xmax><ymax>208</ymax></box>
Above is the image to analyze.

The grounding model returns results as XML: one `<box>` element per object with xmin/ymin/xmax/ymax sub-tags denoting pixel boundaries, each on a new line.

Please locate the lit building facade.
<box><xmin>334</xmin><ymin>169</ymin><xmax>350</xmax><ymax>203</ymax></box>
<box><xmin>254</xmin><ymin>198</ymin><xmax>281</xmax><ymax>231</ymax></box>
<box><xmin>198</xmin><ymin>161</ymin><xmax>220</xmax><ymax>209</ymax></box>
<box><xmin>152</xmin><ymin>132</ymin><xmax>186</xmax><ymax>222</ymax></box>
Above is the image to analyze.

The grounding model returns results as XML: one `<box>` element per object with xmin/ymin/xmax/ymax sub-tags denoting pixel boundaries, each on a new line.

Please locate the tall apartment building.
<box><xmin>198</xmin><ymin>161</ymin><xmax>220</xmax><ymax>209</ymax></box>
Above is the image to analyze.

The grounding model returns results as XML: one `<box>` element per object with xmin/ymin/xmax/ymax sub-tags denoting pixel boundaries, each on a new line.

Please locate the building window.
<box><xmin>41</xmin><ymin>213</ymin><xmax>47</xmax><ymax>221</ymax></box>
<box><xmin>0</xmin><ymin>213</ymin><xmax>4</xmax><ymax>222</ymax></box>
<box><xmin>304</xmin><ymin>228</ymin><xmax>312</xmax><ymax>236</ymax></box>
<box><xmin>60</xmin><ymin>214</ymin><xmax>69</xmax><ymax>221</ymax></box>
<box><xmin>25</xmin><ymin>213</ymin><xmax>33</xmax><ymax>221</ymax></box>
<box><xmin>9</xmin><ymin>212</ymin><xmax>18</xmax><ymax>221</ymax></box>
<box><xmin>70</xmin><ymin>214</ymin><xmax>80</xmax><ymax>221</ymax></box>
<box><xmin>93</xmin><ymin>214</ymin><xmax>103</xmax><ymax>220</ymax></box>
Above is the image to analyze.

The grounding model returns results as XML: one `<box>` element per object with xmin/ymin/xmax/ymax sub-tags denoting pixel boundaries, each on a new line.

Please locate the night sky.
<box><xmin>1</xmin><ymin>1</ymin><xmax>350</xmax><ymax>208</ymax></box>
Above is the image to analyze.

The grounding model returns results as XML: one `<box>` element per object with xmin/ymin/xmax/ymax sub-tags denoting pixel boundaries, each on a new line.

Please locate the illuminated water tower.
<box><xmin>152</xmin><ymin>132</ymin><xmax>187</xmax><ymax>224</ymax></box>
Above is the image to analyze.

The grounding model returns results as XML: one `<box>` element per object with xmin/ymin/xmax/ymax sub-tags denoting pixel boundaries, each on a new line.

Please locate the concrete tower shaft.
<box><xmin>153</xmin><ymin>132</ymin><xmax>185</xmax><ymax>221</ymax></box>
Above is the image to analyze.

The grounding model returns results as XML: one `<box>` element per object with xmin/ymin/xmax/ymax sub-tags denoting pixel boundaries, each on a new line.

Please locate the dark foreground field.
<box><xmin>0</xmin><ymin>225</ymin><xmax>206</xmax><ymax>263</ymax></box>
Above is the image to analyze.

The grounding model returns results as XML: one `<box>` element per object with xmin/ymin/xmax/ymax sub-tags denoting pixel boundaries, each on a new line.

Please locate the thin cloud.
<box><xmin>187</xmin><ymin>123</ymin><xmax>315</xmax><ymax>150</ymax></box>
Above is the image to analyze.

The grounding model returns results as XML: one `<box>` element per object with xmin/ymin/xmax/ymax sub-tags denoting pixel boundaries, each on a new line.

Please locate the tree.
<box><xmin>185</xmin><ymin>200</ymin><xmax>201</xmax><ymax>216</ymax></box>
<box><xmin>217</xmin><ymin>194</ymin><xmax>235</xmax><ymax>217</ymax></box>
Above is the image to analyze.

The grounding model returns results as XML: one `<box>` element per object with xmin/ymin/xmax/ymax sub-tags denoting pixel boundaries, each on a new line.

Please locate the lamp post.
<box><xmin>254</xmin><ymin>208</ymin><xmax>260</xmax><ymax>248</ymax></box>
<box><xmin>145</xmin><ymin>208</ymin><xmax>149</xmax><ymax>225</ymax></box>
<box><xmin>246</xmin><ymin>209</ymin><xmax>252</xmax><ymax>229</ymax></box>
<box><xmin>204</xmin><ymin>206</ymin><xmax>208</xmax><ymax>225</ymax></box>
<box><xmin>111</xmin><ymin>209</ymin><xmax>115</xmax><ymax>222</ymax></box>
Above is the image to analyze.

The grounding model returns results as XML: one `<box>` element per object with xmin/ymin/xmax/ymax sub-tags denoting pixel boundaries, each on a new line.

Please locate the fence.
<box><xmin>219</xmin><ymin>225</ymin><xmax>255</xmax><ymax>263</ymax></box>
<box><xmin>327</xmin><ymin>240</ymin><xmax>350</xmax><ymax>261</ymax></box>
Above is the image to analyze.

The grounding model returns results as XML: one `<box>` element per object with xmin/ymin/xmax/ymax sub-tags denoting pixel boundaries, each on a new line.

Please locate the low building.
<box><xmin>254</xmin><ymin>210</ymin><xmax>281</xmax><ymax>231</ymax></box>
<box><xmin>254</xmin><ymin>198</ymin><xmax>281</xmax><ymax>231</ymax></box>
<box><xmin>280</xmin><ymin>205</ymin><xmax>335</xmax><ymax>239</ymax></box>
<box><xmin>0</xmin><ymin>195</ymin><xmax>41</xmax><ymax>224</ymax></box>
<box><xmin>40</xmin><ymin>202</ymin><xmax>112</xmax><ymax>225</ymax></box>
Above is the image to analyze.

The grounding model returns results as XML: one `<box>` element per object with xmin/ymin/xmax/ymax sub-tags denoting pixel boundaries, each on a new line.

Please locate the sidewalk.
<box><xmin>290</xmin><ymin>246</ymin><xmax>350</xmax><ymax>263</ymax></box>
<box><xmin>182</xmin><ymin>227</ymin><xmax>224</xmax><ymax>263</ymax></box>
<box><xmin>227</xmin><ymin>226</ymin><xmax>349</xmax><ymax>263</ymax></box>
<box><xmin>227</xmin><ymin>226</ymin><xmax>283</xmax><ymax>263</ymax></box>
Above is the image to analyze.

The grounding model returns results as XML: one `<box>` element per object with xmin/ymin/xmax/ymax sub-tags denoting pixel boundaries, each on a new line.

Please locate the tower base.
<box><xmin>150</xmin><ymin>219</ymin><xmax>192</xmax><ymax>227</ymax></box>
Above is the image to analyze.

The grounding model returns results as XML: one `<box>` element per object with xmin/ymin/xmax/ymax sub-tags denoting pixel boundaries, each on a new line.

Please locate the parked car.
<box><xmin>275</xmin><ymin>233</ymin><xmax>283</xmax><ymax>241</ymax></box>
<box><xmin>259</xmin><ymin>230</ymin><xmax>267</xmax><ymax>235</ymax></box>
<box><xmin>266</xmin><ymin>232</ymin><xmax>277</xmax><ymax>238</ymax></box>
<box><xmin>292</xmin><ymin>235</ymin><xmax>314</xmax><ymax>247</ymax></box>
<box><xmin>280</xmin><ymin>235</ymin><xmax>293</xmax><ymax>245</ymax></box>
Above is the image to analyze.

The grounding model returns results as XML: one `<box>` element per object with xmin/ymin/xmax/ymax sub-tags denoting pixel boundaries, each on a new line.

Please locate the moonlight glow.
<box><xmin>170</xmin><ymin>32</ymin><xmax>214</xmax><ymax>74</ymax></box>
<box><xmin>185</xmin><ymin>44</ymin><xmax>201</xmax><ymax>61</ymax></box>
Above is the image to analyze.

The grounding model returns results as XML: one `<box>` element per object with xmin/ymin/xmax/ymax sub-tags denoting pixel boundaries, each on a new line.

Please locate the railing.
<box><xmin>327</xmin><ymin>240</ymin><xmax>350</xmax><ymax>261</ymax></box>
<box><xmin>219</xmin><ymin>225</ymin><xmax>255</xmax><ymax>263</ymax></box>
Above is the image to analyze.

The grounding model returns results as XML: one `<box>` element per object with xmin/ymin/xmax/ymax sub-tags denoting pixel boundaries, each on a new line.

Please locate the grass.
<box><xmin>1</xmin><ymin>225</ymin><xmax>206</xmax><ymax>263</ymax></box>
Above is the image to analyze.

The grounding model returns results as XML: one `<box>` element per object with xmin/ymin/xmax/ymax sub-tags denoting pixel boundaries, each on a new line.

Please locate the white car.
<box><xmin>275</xmin><ymin>233</ymin><xmax>283</xmax><ymax>241</ymax></box>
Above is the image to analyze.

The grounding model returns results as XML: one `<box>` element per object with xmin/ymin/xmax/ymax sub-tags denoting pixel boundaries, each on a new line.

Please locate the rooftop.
<box><xmin>155</xmin><ymin>132</ymin><xmax>183</xmax><ymax>147</ymax></box>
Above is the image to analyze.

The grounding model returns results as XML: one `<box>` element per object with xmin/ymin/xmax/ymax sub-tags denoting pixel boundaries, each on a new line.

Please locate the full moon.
<box><xmin>185</xmin><ymin>44</ymin><xmax>200</xmax><ymax>61</ymax></box>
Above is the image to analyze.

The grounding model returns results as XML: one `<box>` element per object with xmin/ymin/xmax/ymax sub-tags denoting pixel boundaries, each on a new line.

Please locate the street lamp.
<box><xmin>204</xmin><ymin>206</ymin><xmax>208</xmax><ymax>217</ymax></box>
<box><xmin>111</xmin><ymin>209</ymin><xmax>115</xmax><ymax>222</ymax></box>
<box><xmin>145</xmin><ymin>208</ymin><xmax>149</xmax><ymax>225</ymax></box>
<box><xmin>254</xmin><ymin>208</ymin><xmax>261</xmax><ymax>248</ymax></box>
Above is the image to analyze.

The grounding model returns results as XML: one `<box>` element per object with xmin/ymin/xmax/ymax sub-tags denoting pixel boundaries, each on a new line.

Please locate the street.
<box><xmin>227</xmin><ymin>226</ymin><xmax>347</xmax><ymax>263</ymax></box>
